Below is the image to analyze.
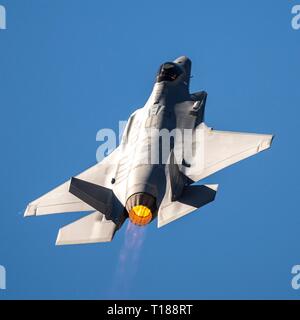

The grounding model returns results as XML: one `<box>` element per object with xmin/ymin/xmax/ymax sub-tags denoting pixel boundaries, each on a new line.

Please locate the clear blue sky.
<box><xmin>0</xmin><ymin>0</ymin><xmax>300</xmax><ymax>299</ymax></box>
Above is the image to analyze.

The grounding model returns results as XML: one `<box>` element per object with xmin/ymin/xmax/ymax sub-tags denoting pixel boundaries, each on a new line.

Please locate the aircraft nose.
<box><xmin>174</xmin><ymin>56</ymin><xmax>190</xmax><ymax>63</ymax></box>
<box><xmin>173</xmin><ymin>56</ymin><xmax>192</xmax><ymax>84</ymax></box>
<box><xmin>173</xmin><ymin>56</ymin><xmax>192</xmax><ymax>78</ymax></box>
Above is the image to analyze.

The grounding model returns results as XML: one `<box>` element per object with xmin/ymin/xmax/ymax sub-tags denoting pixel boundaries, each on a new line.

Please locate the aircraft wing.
<box><xmin>184</xmin><ymin>123</ymin><xmax>274</xmax><ymax>182</ymax></box>
<box><xmin>24</xmin><ymin>147</ymin><xmax>120</xmax><ymax>217</ymax></box>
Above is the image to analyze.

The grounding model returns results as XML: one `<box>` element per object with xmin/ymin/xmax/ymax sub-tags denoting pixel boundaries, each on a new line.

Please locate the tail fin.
<box><xmin>165</xmin><ymin>150</ymin><xmax>187</xmax><ymax>201</ymax></box>
<box><xmin>69</xmin><ymin>177</ymin><xmax>112</xmax><ymax>215</ymax></box>
<box><xmin>56</xmin><ymin>178</ymin><xmax>127</xmax><ymax>246</ymax></box>
<box><xmin>69</xmin><ymin>177</ymin><xmax>126</xmax><ymax>227</ymax></box>
<box><xmin>158</xmin><ymin>184</ymin><xmax>218</xmax><ymax>228</ymax></box>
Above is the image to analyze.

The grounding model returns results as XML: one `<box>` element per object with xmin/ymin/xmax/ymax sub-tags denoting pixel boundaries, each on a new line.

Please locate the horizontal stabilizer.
<box><xmin>158</xmin><ymin>184</ymin><xmax>218</xmax><ymax>228</ymax></box>
<box><xmin>56</xmin><ymin>211</ymin><xmax>117</xmax><ymax>245</ymax></box>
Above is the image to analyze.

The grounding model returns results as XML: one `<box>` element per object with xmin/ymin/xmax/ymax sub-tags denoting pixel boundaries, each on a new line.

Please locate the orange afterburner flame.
<box><xmin>128</xmin><ymin>205</ymin><xmax>152</xmax><ymax>226</ymax></box>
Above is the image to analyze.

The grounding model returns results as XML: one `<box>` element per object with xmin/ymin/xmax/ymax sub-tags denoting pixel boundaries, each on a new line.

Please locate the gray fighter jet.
<box><xmin>24</xmin><ymin>56</ymin><xmax>273</xmax><ymax>245</ymax></box>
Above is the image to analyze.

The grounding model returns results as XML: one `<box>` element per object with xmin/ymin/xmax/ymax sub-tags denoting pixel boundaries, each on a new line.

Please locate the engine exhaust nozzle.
<box><xmin>125</xmin><ymin>193</ymin><xmax>156</xmax><ymax>226</ymax></box>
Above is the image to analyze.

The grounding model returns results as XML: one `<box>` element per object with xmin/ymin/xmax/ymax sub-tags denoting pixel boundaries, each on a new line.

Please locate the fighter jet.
<box><xmin>24</xmin><ymin>56</ymin><xmax>273</xmax><ymax>245</ymax></box>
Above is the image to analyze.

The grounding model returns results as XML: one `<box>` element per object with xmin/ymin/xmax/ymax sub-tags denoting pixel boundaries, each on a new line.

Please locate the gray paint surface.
<box><xmin>24</xmin><ymin>56</ymin><xmax>273</xmax><ymax>245</ymax></box>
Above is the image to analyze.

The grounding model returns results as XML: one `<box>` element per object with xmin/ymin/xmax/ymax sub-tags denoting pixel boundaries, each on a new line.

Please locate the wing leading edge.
<box><xmin>24</xmin><ymin>147</ymin><xmax>120</xmax><ymax>217</ymax></box>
